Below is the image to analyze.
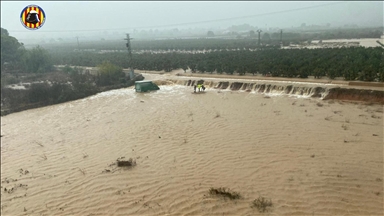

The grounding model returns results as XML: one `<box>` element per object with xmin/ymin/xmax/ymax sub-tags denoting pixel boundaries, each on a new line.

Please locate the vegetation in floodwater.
<box><xmin>251</xmin><ymin>196</ymin><xmax>273</xmax><ymax>212</ymax></box>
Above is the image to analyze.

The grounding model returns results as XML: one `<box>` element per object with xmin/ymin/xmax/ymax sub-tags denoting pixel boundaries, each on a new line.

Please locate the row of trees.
<box><xmin>2</xmin><ymin>27</ymin><xmax>383</xmax><ymax>83</ymax></box>
<box><xmin>1</xmin><ymin>28</ymin><xmax>144</xmax><ymax>115</ymax></box>
<box><xmin>36</xmin><ymin>27</ymin><xmax>383</xmax><ymax>52</ymax></box>
<box><xmin>50</xmin><ymin>47</ymin><xmax>383</xmax><ymax>82</ymax></box>
<box><xmin>43</xmin><ymin>38</ymin><xmax>282</xmax><ymax>53</ymax></box>
<box><xmin>1</xmin><ymin>28</ymin><xmax>53</xmax><ymax>74</ymax></box>
<box><xmin>1</xmin><ymin>28</ymin><xmax>134</xmax><ymax>88</ymax></box>
<box><xmin>299</xmin><ymin>28</ymin><xmax>382</xmax><ymax>40</ymax></box>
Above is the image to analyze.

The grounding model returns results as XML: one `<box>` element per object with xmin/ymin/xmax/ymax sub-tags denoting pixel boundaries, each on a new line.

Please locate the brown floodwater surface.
<box><xmin>1</xmin><ymin>83</ymin><xmax>383</xmax><ymax>215</ymax></box>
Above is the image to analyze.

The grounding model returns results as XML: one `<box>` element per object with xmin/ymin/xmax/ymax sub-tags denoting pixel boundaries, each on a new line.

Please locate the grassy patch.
<box><xmin>251</xmin><ymin>196</ymin><xmax>273</xmax><ymax>213</ymax></box>
<box><xmin>209</xmin><ymin>187</ymin><xmax>241</xmax><ymax>200</ymax></box>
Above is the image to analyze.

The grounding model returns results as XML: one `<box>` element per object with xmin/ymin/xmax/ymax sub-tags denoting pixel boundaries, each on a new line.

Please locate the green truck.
<box><xmin>134</xmin><ymin>80</ymin><xmax>160</xmax><ymax>92</ymax></box>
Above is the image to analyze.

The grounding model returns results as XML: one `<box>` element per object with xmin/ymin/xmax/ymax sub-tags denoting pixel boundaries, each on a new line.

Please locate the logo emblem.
<box><xmin>20</xmin><ymin>5</ymin><xmax>46</xmax><ymax>30</ymax></box>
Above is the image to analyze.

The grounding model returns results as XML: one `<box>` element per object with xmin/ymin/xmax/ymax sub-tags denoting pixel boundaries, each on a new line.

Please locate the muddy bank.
<box><xmin>324</xmin><ymin>87</ymin><xmax>384</xmax><ymax>103</ymax></box>
<box><xmin>166</xmin><ymin>79</ymin><xmax>384</xmax><ymax>103</ymax></box>
<box><xmin>1</xmin><ymin>75</ymin><xmax>144</xmax><ymax>116</ymax></box>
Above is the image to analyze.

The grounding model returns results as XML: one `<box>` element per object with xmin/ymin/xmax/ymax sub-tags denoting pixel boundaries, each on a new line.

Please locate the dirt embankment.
<box><xmin>1</xmin><ymin>74</ymin><xmax>145</xmax><ymax>116</ymax></box>
<box><xmin>323</xmin><ymin>88</ymin><xmax>384</xmax><ymax>103</ymax></box>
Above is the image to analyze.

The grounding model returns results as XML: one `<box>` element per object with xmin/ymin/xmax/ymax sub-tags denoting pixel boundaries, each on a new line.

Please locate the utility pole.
<box><xmin>280</xmin><ymin>29</ymin><xmax>283</xmax><ymax>45</ymax></box>
<box><xmin>124</xmin><ymin>33</ymin><xmax>134</xmax><ymax>79</ymax></box>
<box><xmin>76</xmin><ymin>36</ymin><xmax>80</xmax><ymax>51</ymax></box>
<box><xmin>256</xmin><ymin>29</ymin><xmax>262</xmax><ymax>47</ymax></box>
<box><xmin>376</xmin><ymin>40</ymin><xmax>384</xmax><ymax>48</ymax></box>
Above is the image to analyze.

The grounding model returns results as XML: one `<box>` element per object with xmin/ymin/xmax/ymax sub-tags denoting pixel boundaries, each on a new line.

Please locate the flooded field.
<box><xmin>1</xmin><ymin>82</ymin><xmax>383</xmax><ymax>215</ymax></box>
<box><xmin>312</xmin><ymin>38</ymin><xmax>384</xmax><ymax>48</ymax></box>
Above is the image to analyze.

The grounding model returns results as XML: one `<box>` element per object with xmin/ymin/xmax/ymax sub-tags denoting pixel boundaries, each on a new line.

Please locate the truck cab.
<box><xmin>134</xmin><ymin>80</ymin><xmax>160</xmax><ymax>92</ymax></box>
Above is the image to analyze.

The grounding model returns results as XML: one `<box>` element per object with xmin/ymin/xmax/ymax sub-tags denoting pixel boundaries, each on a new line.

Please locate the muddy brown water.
<box><xmin>1</xmin><ymin>77</ymin><xmax>383</xmax><ymax>215</ymax></box>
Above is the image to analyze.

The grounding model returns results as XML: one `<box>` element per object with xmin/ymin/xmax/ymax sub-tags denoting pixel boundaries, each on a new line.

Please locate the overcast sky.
<box><xmin>1</xmin><ymin>1</ymin><xmax>383</xmax><ymax>41</ymax></box>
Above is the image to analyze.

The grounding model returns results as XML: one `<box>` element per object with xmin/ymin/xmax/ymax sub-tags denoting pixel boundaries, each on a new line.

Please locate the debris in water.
<box><xmin>102</xmin><ymin>169</ymin><xmax>111</xmax><ymax>173</ymax></box>
<box><xmin>209</xmin><ymin>187</ymin><xmax>241</xmax><ymax>200</ymax></box>
<box><xmin>117</xmin><ymin>158</ymin><xmax>136</xmax><ymax>167</ymax></box>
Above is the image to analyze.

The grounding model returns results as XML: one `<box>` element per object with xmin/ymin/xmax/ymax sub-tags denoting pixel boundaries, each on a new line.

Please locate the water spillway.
<box><xmin>159</xmin><ymin>79</ymin><xmax>384</xmax><ymax>103</ymax></box>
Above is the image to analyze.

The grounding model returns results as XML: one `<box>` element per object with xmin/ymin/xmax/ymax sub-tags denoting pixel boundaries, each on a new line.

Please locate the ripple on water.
<box><xmin>1</xmin><ymin>83</ymin><xmax>382</xmax><ymax>216</ymax></box>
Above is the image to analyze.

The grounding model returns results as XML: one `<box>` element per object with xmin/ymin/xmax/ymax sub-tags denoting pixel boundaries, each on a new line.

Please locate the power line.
<box><xmin>9</xmin><ymin>2</ymin><xmax>345</xmax><ymax>33</ymax></box>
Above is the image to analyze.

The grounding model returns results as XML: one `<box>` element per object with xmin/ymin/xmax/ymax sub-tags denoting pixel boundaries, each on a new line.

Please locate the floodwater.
<box><xmin>1</xmin><ymin>82</ymin><xmax>383</xmax><ymax>215</ymax></box>
<box><xmin>312</xmin><ymin>38</ymin><xmax>384</xmax><ymax>48</ymax></box>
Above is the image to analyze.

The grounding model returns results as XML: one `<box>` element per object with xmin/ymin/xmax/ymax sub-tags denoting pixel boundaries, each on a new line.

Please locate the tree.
<box><xmin>181</xmin><ymin>64</ymin><xmax>188</xmax><ymax>73</ymax></box>
<box><xmin>1</xmin><ymin>28</ymin><xmax>24</xmax><ymax>71</ymax></box>
<box><xmin>249</xmin><ymin>30</ymin><xmax>256</xmax><ymax>38</ymax></box>
<box><xmin>96</xmin><ymin>61</ymin><xmax>125</xmax><ymax>86</ymax></box>
<box><xmin>327</xmin><ymin>68</ymin><xmax>337</xmax><ymax>80</ymax></box>
<box><xmin>1</xmin><ymin>28</ymin><xmax>9</xmax><ymax>36</ymax></box>
<box><xmin>207</xmin><ymin>31</ymin><xmax>215</xmax><ymax>37</ymax></box>
<box><xmin>23</xmin><ymin>46</ymin><xmax>53</xmax><ymax>73</ymax></box>
<box><xmin>262</xmin><ymin>33</ymin><xmax>271</xmax><ymax>42</ymax></box>
<box><xmin>196</xmin><ymin>61</ymin><xmax>207</xmax><ymax>73</ymax></box>
<box><xmin>378</xmin><ymin>66</ymin><xmax>384</xmax><ymax>82</ymax></box>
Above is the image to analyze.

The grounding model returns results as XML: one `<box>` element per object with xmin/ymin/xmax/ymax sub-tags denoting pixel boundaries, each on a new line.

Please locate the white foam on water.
<box><xmin>87</xmin><ymin>88</ymin><xmax>137</xmax><ymax>101</ymax></box>
<box><xmin>151</xmin><ymin>85</ymin><xmax>190</xmax><ymax>101</ymax></box>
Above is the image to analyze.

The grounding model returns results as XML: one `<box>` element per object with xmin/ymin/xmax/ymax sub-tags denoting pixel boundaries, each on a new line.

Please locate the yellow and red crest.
<box><xmin>20</xmin><ymin>5</ymin><xmax>46</xmax><ymax>30</ymax></box>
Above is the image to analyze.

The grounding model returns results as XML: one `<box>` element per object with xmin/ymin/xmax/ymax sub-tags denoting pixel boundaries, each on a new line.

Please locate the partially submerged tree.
<box><xmin>96</xmin><ymin>61</ymin><xmax>125</xmax><ymax>86</ymax></box>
